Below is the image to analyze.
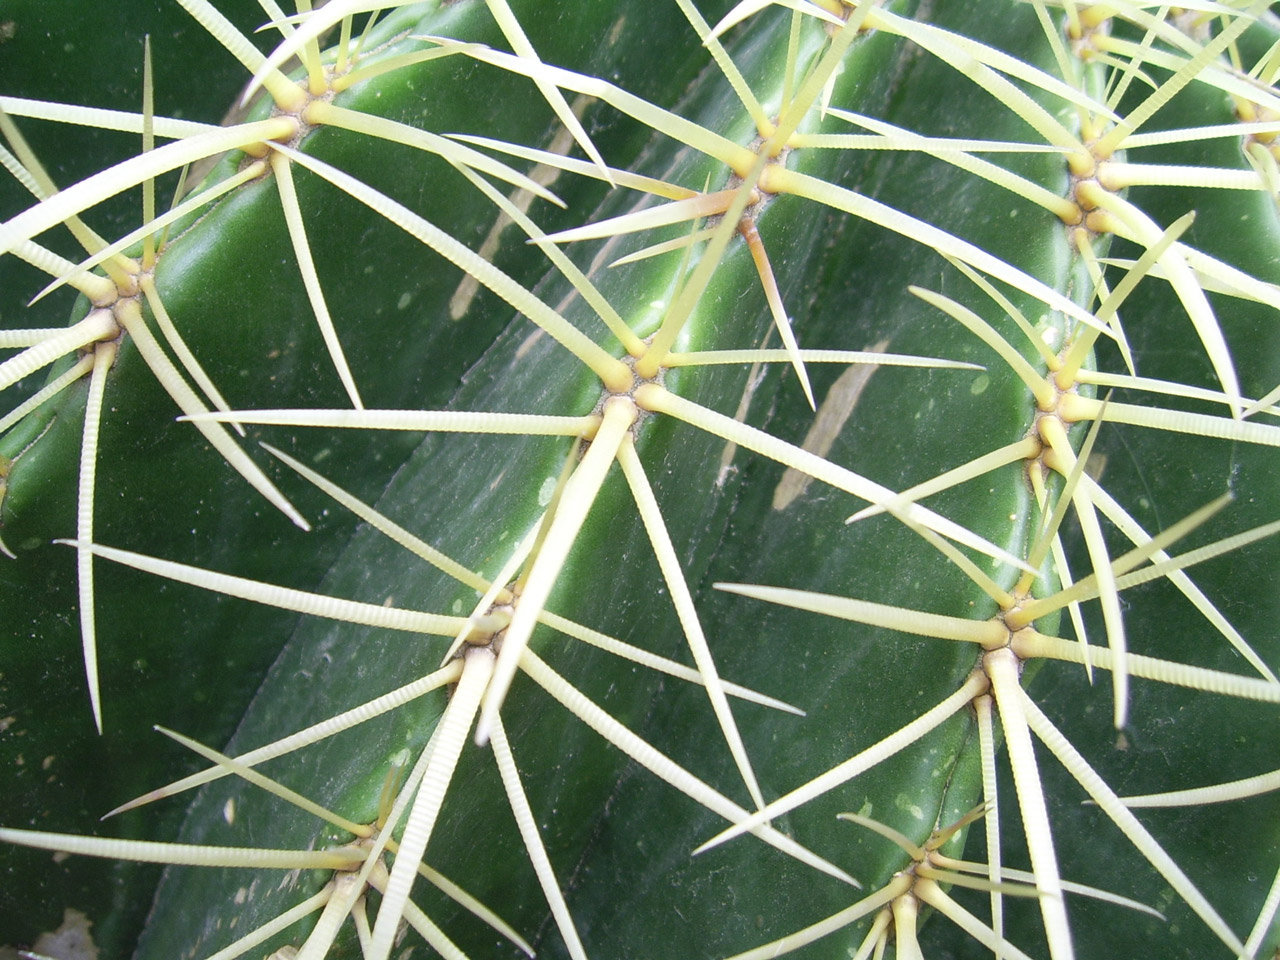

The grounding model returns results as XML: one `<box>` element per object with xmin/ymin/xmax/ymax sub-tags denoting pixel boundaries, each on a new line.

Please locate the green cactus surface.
<box><xmin>1</xmin><ymin>2</ymin><xmax>1278</xmax><ymax>960</ymax></box>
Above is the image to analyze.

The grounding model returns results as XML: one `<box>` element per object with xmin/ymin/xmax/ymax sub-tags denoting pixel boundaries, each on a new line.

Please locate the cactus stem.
<box><xmin>509</xmin><ymin>441</ymin><xmax>577</xmax><ymax>596</ymax></box>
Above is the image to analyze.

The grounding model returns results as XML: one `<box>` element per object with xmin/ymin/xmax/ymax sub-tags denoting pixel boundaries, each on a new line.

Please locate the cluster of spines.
<box><xmin>0</xmin><ymin>2</ymin><xmax>1278</xmax><ymax>959</ymax></box>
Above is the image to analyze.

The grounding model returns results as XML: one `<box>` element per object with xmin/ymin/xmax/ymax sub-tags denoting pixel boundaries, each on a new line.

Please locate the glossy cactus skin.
<box><xmin>1</xmin><ymin>3</ymin><xmax>1278</xmax><ymax>960</ymax></box>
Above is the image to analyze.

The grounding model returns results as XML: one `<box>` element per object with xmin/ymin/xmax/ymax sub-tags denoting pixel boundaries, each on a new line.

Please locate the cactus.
<box><xmin>1</xmin><ymin>1</ymin><xmax>1278</xmax><ymax>959</ymax></box>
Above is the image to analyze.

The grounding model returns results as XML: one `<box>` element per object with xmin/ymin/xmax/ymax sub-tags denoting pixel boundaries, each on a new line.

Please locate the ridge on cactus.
<box><xmin>0</xmin><ymin>2</ymin><xmax>1277</xmax><ymax>959</ymax></box>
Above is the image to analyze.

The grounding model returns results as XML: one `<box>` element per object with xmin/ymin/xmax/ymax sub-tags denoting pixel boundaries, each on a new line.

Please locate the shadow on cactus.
<box><xmin>0</xmin><ymin>2</ymin><xmax>1277</xmax><ymax>959</ymax></box>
